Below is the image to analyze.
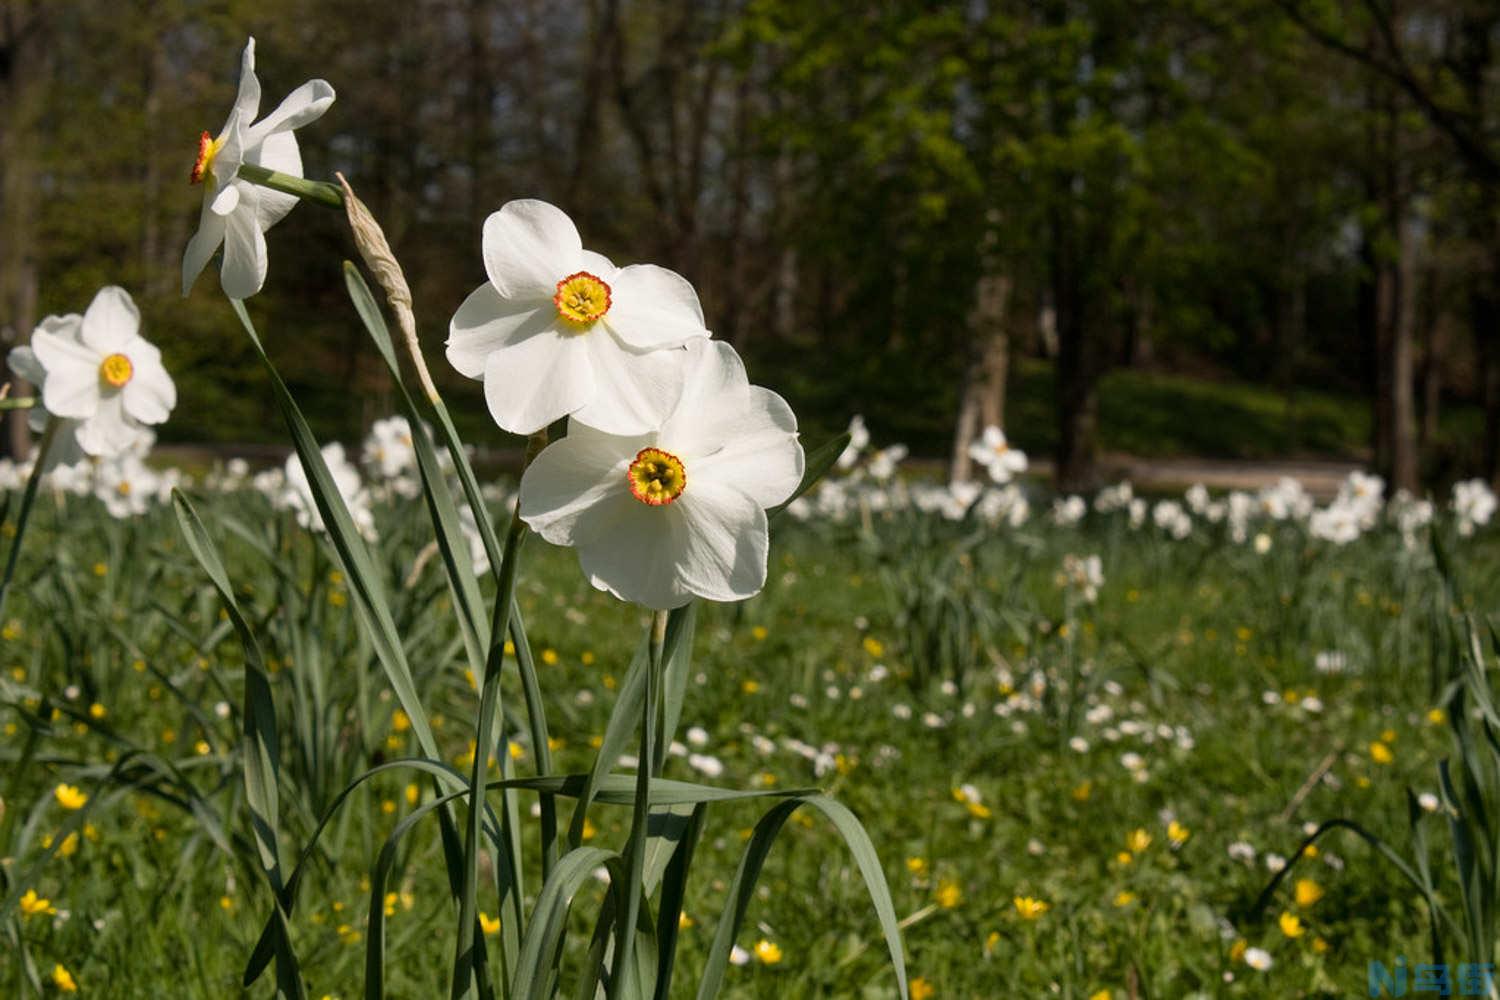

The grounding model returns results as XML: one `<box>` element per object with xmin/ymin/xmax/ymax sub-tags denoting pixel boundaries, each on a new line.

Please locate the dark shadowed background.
<box><xmin>2</xmin><ymin>0</ymin><xmax>1498</xmax><ymax>491</ymax></box>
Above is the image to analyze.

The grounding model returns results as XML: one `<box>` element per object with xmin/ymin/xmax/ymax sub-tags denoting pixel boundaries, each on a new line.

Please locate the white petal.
<box><xmin>573</xmin><ymin>498</ymin><xmax>693</xmax><ymax>610</ymax></box>
<box><xmin>80</xmin><ymin>287</ymin><xmax>140</xmax><ymax>354</ymax></box>
<box><xmin>481</xmin><ymin>200</ymin><xmax>582</xmax><ymax>301</ymax></box>
<box><xmin>121</xmin><ymin>340</ymin><xmax>176</xmax><ymax>424</ymax></box>
<box><xmin>580</xmin><ymin>250</ymin><xmax>619</xmax><ymax>279</ymax></box>
<box><xmin>7</xmin><ymin>345</ymin><xmax>44</xmax><ymax>385</ymax></box>
<box><xmin>210</xmin><ymin>182</ymin><xmax>242</xmax><ymax>216</ymax></box>
<box><xmin>220</xmin><ymin>203</ymin><xmax>269</xmax><ymax>300</ymax></box>
<box><xmin>32</xmin><ymin>328</ymin><xmax>100</xmax><ymax>419</ymax></box>
<box><xmin>482</xmin><ymin>328</ymin><xmax>594</xmax><ymax>435</ymax></box>
<box><xmin>446</xmin><ymin>282</ymin><xmax>557</xmax><ymax>378</ymax></box>
<box><xmin>234</xmin><ymin>38</ymin><xmax>262</xmax><ymax>123</ymax></box>
<box><xmin>518</xmin><ymin>423</ymin><xmax>642</xmax><ymax>545</ymax></box>
<box><xmin>658</xmin><ymin>340</ymin><xmax>752</xmax><ymax>455</ymax></box>
<box><xmin>39</xmin><ymin>361</ymin><xmax>100</xmax><ymax>420</ymax></box>
<box><xmin>687</xmin><ymin>386</ymin><xmax>802</xmax><ymax>508</ymax></box>
<box><xmin>249</xmin><ymin>131</ymin><xmax>302</xmax><ymax>231</ymax></box>
<box><xmin>602</xmin><ymin>264</ymin><xmax>710</xmax><ymax>350</ymax></box>
<box><xmin>249</xmin><ymin>79</ymin><xmax>335</xmax><ymax>138</ymax></box>
<box><xmin>74</xmin><ymin>394</ymin><xmax>143</xmax><ymax>457</ymax></box>
<box><xmin>674</xmin><ymin>482</ymin><xmax>770</xmax><ymax>602</ymax></box>
<box><xmin>568</xmin><ymin>333</ymin><xmax>688</xmax><ymax>436</ymax></box>
<box><xmin>182</xmin><ymin>201</ymin><xmax>228</xmax><ymax>296</ymax></box>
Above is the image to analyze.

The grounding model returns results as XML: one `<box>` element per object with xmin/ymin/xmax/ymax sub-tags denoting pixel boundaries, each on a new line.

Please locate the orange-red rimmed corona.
<box><xmin>553</xmin><ymin>271</ymin><xmax>611</xmax><ymax>327</ymax></box>
<box><xmin>626</xmin><ymin>447</ymin><xmax>686</xmax><ymax>506</ymax></box>
<box><xmin>190</xmin><ymin>130</ymin><xmax>226</xmax><ymax>185</ymax></box>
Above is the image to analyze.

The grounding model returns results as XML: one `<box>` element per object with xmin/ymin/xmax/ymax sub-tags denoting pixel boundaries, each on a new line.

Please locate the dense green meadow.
<box><xmin>3</xmin><ymin>471</ymin><xmax>1496</xmax><ymax>998</ymax></box>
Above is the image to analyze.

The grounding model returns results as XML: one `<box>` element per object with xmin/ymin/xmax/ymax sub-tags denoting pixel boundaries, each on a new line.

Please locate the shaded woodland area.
<box><xmin>2</xmin><ymin>0</ymin><xmax>1498</xmax><ymax>490</ymax></box>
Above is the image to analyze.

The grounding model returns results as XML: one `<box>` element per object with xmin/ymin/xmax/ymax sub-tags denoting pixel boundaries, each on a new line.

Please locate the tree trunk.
<box><xmin>0</xmin><ymin>3</ymin><xmax>44</xmax><ymax>460</ymax></box>
<box><xmin>1479</xmin><ymin>276</ymin><xmax>1500</xmax><ymax>485</ymax></box>
<box><xmin>1418</xmin><ymin>266</ymin><xmax>1444</xmax><ymax>450</ymax></box>
<box><xmin>950</xmin><ymin>271</ymin><xmax>1011</xmax><ymax>483</ymax></box>
<box><xmin>1389</xmin><ymin>212</ymin><xmax>1419</xmax><ymax>491</ymax></box>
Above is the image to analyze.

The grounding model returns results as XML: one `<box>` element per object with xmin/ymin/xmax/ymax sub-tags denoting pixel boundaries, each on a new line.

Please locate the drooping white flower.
<box><xmin>279</xmin><ymin>442</ymin><xmax>376</xmax><ymax>539</ymax></box>
<box><xmin>182</xmin><ymin>37</ymin><xmax>336</xmax><ymax>300</ymax></box>
<box><xmin>518</xmin><ymin>340</ymin><xmax>803</xmax><ymax>610</ymax></box>
<box><xmin>967</xmin><ymin>425</ymin><xmax>1028</xmax><ymax>484</ymax></box>
<box><xmin>447</xmin><ymin>199</ymin><xmax>711</xmax><ymax>436</ymax></box>
<box><xmin>19</xmin><ymin>287</ymin><xmax>175</xmax><ymax>458</ymax></box>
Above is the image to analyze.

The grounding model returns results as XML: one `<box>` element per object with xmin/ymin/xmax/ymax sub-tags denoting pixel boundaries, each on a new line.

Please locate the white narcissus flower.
<box><xmin>967</xmin><ymin>425</ymin><xmax>1028</xmax><ymax>484</ymax></box>
<box><xmin>280</xmin><ymin>442</ymin><xmax>376</xmax><ymax>540</ymax></box>
<box><xmin>518</xmin><ymin>340</ymin><xmax>803</xmax><ymax>610</ymax></box>
<box><xmin>447</xmin><ymin>199</ymin><xmax>711</xmax><ymax>436</ymax></box>
<box><xmin>19</xmin><ymin>287</ymin><xmax>175</xmax><ymax>459</ymax></box>
<box><xmin>182</xmin><ymin>37</ymin><xmax>335</xmax><ymax>300</ymax></box>
<box><xmin>94</xmin><ymin>453</ymin><xmax>161</xmax><ymax>519</ymax></box>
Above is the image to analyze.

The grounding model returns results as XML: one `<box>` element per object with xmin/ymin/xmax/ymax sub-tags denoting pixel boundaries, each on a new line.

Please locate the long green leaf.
<box><xmin>171</xmin><ymin>491</ymin><xmax>304</xmax><ymax>999</ymax></box>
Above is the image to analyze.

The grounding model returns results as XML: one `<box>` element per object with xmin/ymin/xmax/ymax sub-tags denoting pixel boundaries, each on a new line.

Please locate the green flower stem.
<box><xmin>0</xmin><ymin>397</ymin><xmax>37</xmax><ymax>411</ymax></box>
<box><xmin>236</xmin><ymin>163</ymin><xmax>343</xmax><ymax>210</ymax></box>
<box><xmin>0</xmin><ymin>418</ymin><xmax>57</xmax><ymax>620</ymax></box>
<box><xmin>610</xmin><ymin>609</ymin><xmax>669</xmax><ymax>993</ymax></box>
<box><xmin>452</xmin><ymin>456</ymin><xmax>537</xmax><ymax>999</ymax></box>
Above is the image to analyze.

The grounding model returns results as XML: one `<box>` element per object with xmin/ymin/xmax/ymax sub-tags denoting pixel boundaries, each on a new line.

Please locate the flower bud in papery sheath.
<box><xmin>15</xmin><ymin>287</ymin><xmax>175</xmax><ymax>459</ymax></box>
<box><xmin>182</xmin><ymin>37</ymin><xmax>335</xmax><ymax>300</ymax></box>
<box><xmin>446</xmin><ymin>199</ymin><xmax>712</xmax><ymax>436</ymax></box>
<box><xmin>518</xmin><ymin>340</ymin><xmax>803</xmax><ymax>610</ymax></box>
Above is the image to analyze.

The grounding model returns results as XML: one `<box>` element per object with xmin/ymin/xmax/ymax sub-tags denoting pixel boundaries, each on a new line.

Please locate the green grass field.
<box><xmin>3</xmin><ymin>480</ymin><xmax>1494</xmax><ymax>998</ymax></box>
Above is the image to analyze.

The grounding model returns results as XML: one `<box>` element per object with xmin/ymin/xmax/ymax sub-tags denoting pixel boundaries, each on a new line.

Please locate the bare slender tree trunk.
<box><xmin>1390</xmin><ymin>212</ymin><xmax>1419</xmax><ymax>490</ymax></box>
<box><xmin>0</xmin><ymin>3</ymin><xmax>44</xmax><ymax>459</ymax></box>
<box><xmin>1479</xmin><ymin>276</ymin><xmax>1500</xmax><ymax>485</ymax></box>
<box><xmin>950</xmin><ymin>271</ymin><xmax>1012</xmax><ymax>482</ymax></box>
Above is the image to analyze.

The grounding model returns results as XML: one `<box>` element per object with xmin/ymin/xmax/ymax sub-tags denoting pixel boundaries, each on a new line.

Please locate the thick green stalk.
<box><xmin>0</xmin><ymin>396</ymin><xmax>37</xmax><ymax>410</ymax></box>
<box><xmin>0</xmin><ymin>418</ymin><xmax>57</xmax><ymax>620</ymax></box>
<box><xmin>451</xmin><ymin>498</ymin><xmax>528</xmax><ymax>1000</ymax></box>
<box><xmin>236</xmin><ymin>163</ymin><xmax>343</xmax><ymax>209</ymax></box>
<box><xmin>609</xmin><ymin>610</ymin><xmax>668</xmax><ymax>993</ymax></box>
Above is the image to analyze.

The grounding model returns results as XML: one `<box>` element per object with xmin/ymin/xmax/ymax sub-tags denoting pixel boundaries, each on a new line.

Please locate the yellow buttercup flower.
<box><xmin>1295</xmin><ymin>878</ymin><xmax>1324</xmax><ymax>908</ymax></box>
<box><xmin>1125</xmin><ymin>828</ymin><xmax>1151</xmax><ymax>854</ymax></box>
<box><xmin>1013</xmin><ymin>895</ymin><xmax>1049</xmax><ymax>920</ymax></box>
<box><xmin>753</xmin><ymin>939</ymin><xmax>783</xmax><ymax>964</ymax></box>
<box><xmin>1279</xmin><ymin>911</ymin><xmax>1305</xmax><ymax>938</ymax></box>
<box><xmin>935</xmin><ymin>879</ymin><xmax>962</xmax><ymax>909</ymax></box>
<box><xmin>1167</xmin><ymin>820</ymin><xmax>1190</xmax><ymax>847</ymax></box>
<box><xmin>1112</xmin><ymin>890</ymin><xmax>1136</xmax><ymax>908</ymax></box>
<box><xmin>480</xmin><ymin>912</ymin><xmax>501</xmax><ymax>935</ymax></box>
<box><xmin>906</xmin><ymin>856</ymin><xmax>929</xmax><ymax>877</ymax></box>
<box><xmin>1369</xmin><ymin>741</ymin><xmax>1394</xmax><ymax>765</ymax></box>
<box><xmin>1229</xmin><ymin>939</ymin><xmax>1247</xmax><ymax>963</ymax></box>
<box><xmin>910</xmin><ymin>977</ymin><xmax>936</xmax><ymax>1000</ymax></box>
<box><xmin>54</xmin><ymin>784</ymin><xmax>88</xmax><ymax>810</ymax></box>
<box><xmin>52</xmin><ymin>964</ymin><xmax>78</xmax><ymax>992</ymax></box>
<box><xmin>20</xmin><ymin>889</ymin><xmax>57</xmax><ymax>917</ymax></box>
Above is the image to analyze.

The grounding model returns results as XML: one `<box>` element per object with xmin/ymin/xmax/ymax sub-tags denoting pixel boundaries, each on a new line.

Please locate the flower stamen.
<box><xmin>553</xmin><ymin>272</ymin><xmax>611</xmax><ymax>328</ymax></box>
<box><xmin>627</xmin><ymin>447</ymin><xmax>686</xmax><ymax>506</ymax></box>
<box><xmin>190</xmin><ymin>130</ymin><xmax>226</xmax><ymax>185</ymax></box>
<box><xmin>99</xmin><ymin>353</ymin><xmax>134</xmax><ymax>388</ymax></box>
